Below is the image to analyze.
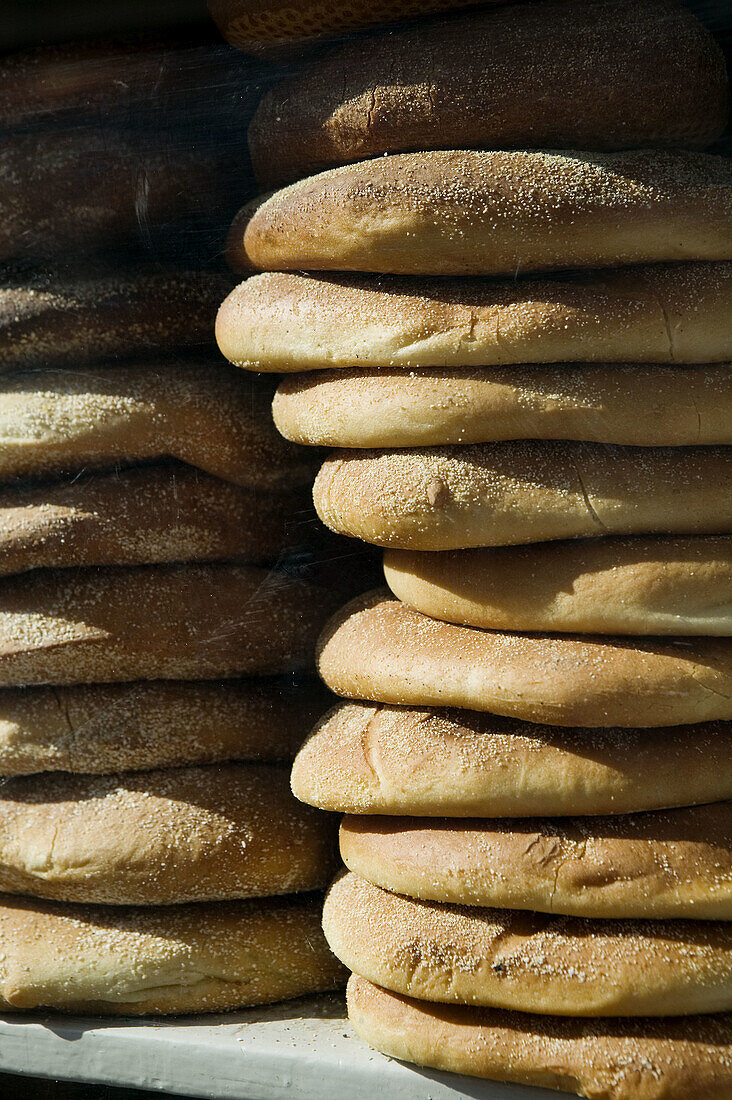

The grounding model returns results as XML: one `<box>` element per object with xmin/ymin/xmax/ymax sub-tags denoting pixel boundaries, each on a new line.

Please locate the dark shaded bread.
<box><xmin>251</xmin><ymin>0</ymin><xmax>728</xmax><ymax>186</ymax></box>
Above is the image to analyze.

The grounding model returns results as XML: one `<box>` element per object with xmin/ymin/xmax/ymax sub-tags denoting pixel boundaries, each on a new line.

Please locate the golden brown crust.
<box><xmin>383</xmin><ymin>537</ymin><xmax>732</xmax><ymax>635</ymax></box>
<box><xmin>216</xmin><ymin>264</ymin><xmax>732</xmax><ymax>372</ymax></box>
<box><xmin>0</xmin><ymin>465</ymin><xmax>311</xmax><ymax>576</ymax></box>
<box><xmin>0</xmin><ymin>132</ymin><xmax>230</xmax><ymax>260</ymax></box>
<box><xmin>0</xmin><ymin>265</ymin><xmax>232</xmax><ymax>372</ymax></box>
<box><xmin>339</xmin><ymin>803</ymin><xmax>732</xmax><ymax>920</ymax></box>
<box><xmin>348</xmin><ymin>976</ymin><xmax>732</xmax><ymax>1099</ymax></box>
<box><xmin>316</xmin><ymin>592</ymin><xmax>732</xmax><ymax>727</ymax></box>
<box><xmin>0</xmin><ymin>763</ymin><xmax>338</xmax><ymax>905</ymax></box>
<box><xmin>291</xmin><ymin>701</ymin><xmax>732</xmax><ymax>817</ymax></box>
<box><xmin>313</xmin><ymin>442</ymin><xmax>732</xmax><ymax>550</ymax></box>
<box><xmin>325</xmin><ymin>874</ymin><xmax>732</xmax><ymax>1016</ymax></box>
<box><xmin>0</xmin><ymin>363</ymin><xmax>315</xmax><ymax>487</ymax></box>
<box><xmin>209</xmin><ymin>0</ymin><xmax>486</xmax><ymax>49</ymax></box>
<box><xmin>234</xmin><ymin>150</ymin><xmax>732</xmax><ymax>275</ymax></box>
<box><xmin>0</xmin><ymin>562</ymin><xmax>333</xmax><ymax>686</ymax></box>
<box><xmin>0</xmin><ymin>893</ymin><xmax>345</xmax><ymax>1014</ymax></box>
<box><xmin>273</xmin><ymin>364</ymin><xmax>732</xmax><ymax>448</ymax></box>
<box><xmin>251</xmin><ymin>0</ymin><xmax>728</xmax><ymax>187</ymax></box>
<box><xmin>0</xmin><ymin>677</ymin><xmax>330</xmax><ymax>775</ymax></box>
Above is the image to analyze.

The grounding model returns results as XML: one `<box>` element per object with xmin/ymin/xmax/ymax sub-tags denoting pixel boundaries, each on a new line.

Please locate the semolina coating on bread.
<box><xmin>291</xmin><ymin>701</ymin><xmax>732</xmax><ymax>817</ymax></box>
<box><xmin>251</xmin><ymin>0</ymin><xmax>728</xmax><ymax>186</ymax></box>
<box><xmin>0</xmin><ymin>762</ymin><xmax>338</xmax><ymax>905</ymax></box>
<box><xmin>324</xmin><ymin>873</ymin><xmax>732</xmax><ymax>1016</ymax></box>
<box><xmin>232</xmin><ymin>150</ymin><xmax>732</xmax><ymax>276</ymax></box>
<box><xmin>0</xmin><ymin>362</ymin><xmax>316</xmax><ymax>488</ymax></box>
<box><xmin>313</xmin><ymin>441</ymin><xmax>732</xmax><ymax>550</ymax></box>
<box><xmin>0</xmin><ymin>562</ymin><xmax>334</xmax><ymax>687</ymax></box>
<box><xmin>348</xmin><ymin>976</ymin><xmax>732</xmax><ymax>1100</ymax></box>
<box><xmin>216</xmin><ymin>263</ymin><xmax>732</xmax><ymax>373</ymax></box>
<box><xmin>0</xmin><ymin>677</ymin><xmax>329</xmax><ymax>776</ymax></box>
<box><xmin>338</xmin><ymin>802</ymin><xmax>732</xmax><ymax>920</ymax></box>
<box><xmin>316</xmin><ymin>592</ymin><xmax>732</xmax><ymax>727</ymax></box>
<box><xmin>383</xmin><ymin>536</ymin><xmax>732</xmax><ymax>635</ymax></box>
<box><xmin>0</xmin><ymin>892</ymin><xmax>345</xmax><ymax>1015</ymax></box>
<box><xmin>0</xmin><ymin>464</ymin><xmax>310</xmax><ymax>576</ymax></box>
<box><xmin>273</xmin><ymin>363</ymin><xmax>732</xmax><ymax>448</ymax></box>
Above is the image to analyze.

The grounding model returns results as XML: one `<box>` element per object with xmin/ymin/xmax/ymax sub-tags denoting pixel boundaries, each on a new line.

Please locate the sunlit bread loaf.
<box><xmin>347</xmin><ymin>976</ymin><xmax>732</xmax><ymax>1100</ymax></box>
<box><xmin>316</xmin><ymin>593</ymin><xmax>732</xmax><ymax>726</ymax></box>
<box><xmin>324</xmin><ymin>873</ymin><xmax>732</xmax><ymax>1016</ymax></box>
<box><xmin>230</xmin><ymin>150</ymin><xmax>732</xmax><ymax>275</ymax></box>
<box><xmin>0</xmin><ymin>893</ymin><xmax>345</xmax><ymax>1014</ymax></box>
<box><xmin>383</xmin><ymin>536</ymin><xmax>732</xmax><ymax>635</ymax></box>
<box><xmin>338</xmin><ymin>802</ymin><xmax>732</xmax><ymax>919</ymax></box>
<box><xmin>313</xmin><ymin>442</ymin><xmax>732</xmax><ymax>550</ymax></box>
<box><xmin>291</xmin><ymin>701</ymin><xmax>732</xmax><ymax>817</ymax></box>
<box><xmin>0</xmin><ymin>763</ymin><xmax>338</xmax><ymax>905</ymax></box>
<box><xmin>216</xmin><ymin>264</ymin><xmax>732</xmax><ymax>373</ymax></box>
<box><xmin>273</xmin><ymin>363</ymin><xmax>732</xmax><ymax>448</ymax></box>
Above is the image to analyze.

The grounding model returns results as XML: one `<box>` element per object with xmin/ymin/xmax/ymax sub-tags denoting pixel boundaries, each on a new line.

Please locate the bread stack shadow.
<box><xmin>216</xmin><ymin>0</ymin><xmax>732</xmax><ymax>1094</ymax></box>
<box><xmin>0</xmin><ymin>25</ymin><xmax>354</xmax><ymax>1016</ymax></box>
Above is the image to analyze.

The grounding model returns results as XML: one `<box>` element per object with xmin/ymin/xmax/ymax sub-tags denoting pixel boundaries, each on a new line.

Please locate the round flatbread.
<box><xmin>324</xmin><ymin>873</ymin><xmax>732</xmax><ymax>1016</ymax></box>
<box><xmin>273</xmin><ymin>363</ymin><xmax>732</xmax><ymax>448</ymax></box>
<box><xmin>0</xmin><ymin>763</ymin><xmax>338</xmax><ymax>905</ymax></box>
<box><xmin>291</xmin><ymin>701</ymin><xmax>732</xmax><ymax>817</ymax></box>
<box><xmin>339</xmin><ymin>802</ymin><xmax>732</xmax><ymax>919</ymax></box>
<box><xmin>216</xmin><ymin>263</ymin><xmax>732</xmax><ymax>372</ymax></box>
<box><xmin>251</xmin><ymin>0</ymin><xmax>727</xmax><ymax>186</ymax></box>
<box><xmin>0</xmin><ymin>465</ymin><xmax>310</xmax><ymax>576</ymax></box>
<box><xmin>348</xmin><ymin>976</ymin><xmax>732</xmax><ymax>1100</ymax></box>
<box><xmin>209</xmin><ymin>0</ymin><xmax>487</xmax><ymax>50</ymax></box>
<box><xmin>0</xmin><ymin>893</ymin><xmax>345</xmax><ymax>1015</ymax></box>
<box><xmin>0</xmin><ymin>264</ymin><xmax>232</xmax><ymax>372</ymax></box>
<box><xmin>0</xmin><ymin>562</ymin><xmax>332</xmax><ymax>686</ymax></box>
<box><xmin>0</xmin><ymin>363</ymin><xmax>315</xmax><ymax>487</ymax></box>
<box><xmin>317</xmin><ymin>592</ymin><xmax>732</xmax><ymax>727</ymax></box>
<box><xmin>231</xmin><ymin>150</ymin><xmax>732</xmax><ymax>275</ymax></box>
<box><xmin>0</xmin><ymin>677</ymin><xmax>329</xmax><ymax>776</ymax></box>
<box><xmin>383</xmin><ymin>537</ymin><xmax>732</xmax><ymax>635</ymax></box>
<box><xmin>313</xmin><ymin>441</ymin><xmax>732</xmax><ymax>550</ymax></box>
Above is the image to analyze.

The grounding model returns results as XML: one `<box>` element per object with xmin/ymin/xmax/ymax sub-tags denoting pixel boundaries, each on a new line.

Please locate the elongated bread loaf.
<box><xmin>0</xmin><ymin>893</ymin><xmax>345</xmax><ymax>1014</ymax></box>
<box><xmin>232</xmin><ymin>150</ymin><xmax>732</xmax><ymax>275</ymax></box>
<box><xmin>348</xmin><ymin>977</ymin><xmax>732</xmax><ymax>1100</ymax></box>
<box><xmin>339</xmin><ymin>802</ymin><xmax>732</xmax><ymax>919</ymax></box>
<box><xmin>313</xmin><ymin>442</ymin><xmax>732</xmax><ymax>549</ymax></box>
<box><xmin>0</xmin><ymin>363</ymin><xmax>315</xmax><ymax>487</ymax></box>
<box><xmin>0</xmin><ymin>677</ymin><xmax>329</xmax><ymax>775</ymax></box>
<box><xmin>273</xmin><ymin>363</ymin><xmax>732</xmax><ymax>448</ymax></box>
<box><xmin>209</xmin><ymin>0</ymin><xmax>487</xmax><ymax>50</ymax></box>
<box><xmin>251</xmin><ymin>0</ymin><xmax>728</xmax><ymax>186</ymax></box>
<box><xmin>216</xmin><ymin>264</ymin><xmax>732</xmax><ymax>372</ymax></box>
<box><xmin>325</xmin><ymin>874</ymin><xmax>732</xmax><ymax>1016</ymax></box>
<box><xmin>383</xmin><ymin>537</ymin><xmax>732</xmax><ymax>635</ymax></box>
<box><xmin>0</xmin><ymin>465</ymin><xmax>308</xmax><ymax>576</ymax></box>
<box><xmin>0</xmin><ymin>562</ymin><xmax>332</xmax><ymax>686</ymax></box>
<box><xmin>291</xmin><ymin>701</ymin><xmax>732</xmax><ymax>817</ymax></box>
<box><xmin>317</xmin><ymin>592</ymin><xmax>732</xmax><ymax>726</ymax></box>
<box><xmin>1</xmin><ymin>265</ymin><xmax>232</xmax><ymax>372</ymax></box>
<box><xmin>0</xmin><ymin>763</ymin><xmax>338</xmax><ymax>904</ymax></box>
